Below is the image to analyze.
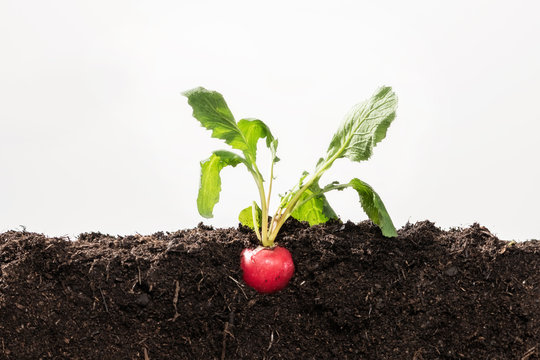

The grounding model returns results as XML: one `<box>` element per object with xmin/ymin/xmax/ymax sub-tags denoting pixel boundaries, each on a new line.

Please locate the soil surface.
<box><xmin>1</xmin><ymin>220</ymin><xmax>539</xmax><ymax>359</ymax></box>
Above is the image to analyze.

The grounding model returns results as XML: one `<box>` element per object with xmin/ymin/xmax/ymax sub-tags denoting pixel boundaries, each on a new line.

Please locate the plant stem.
<box><xmin>294</xmin><ymin>183</ymin><xmax>349</xmax><ymax>210</ymax></box>
<box><xmin>267</xmin><ymin>182</ymin><xmax>309</xmax><ymax>243</ymax></box>
<box><xmin>266</xmin><ymin>159</ymin><xmax>275</xmax><ymax>212</ymax></box>
<box><xmin>251</xmin><ymin>165</ymin><xmax>271</xmax><ymax>247</ymax></box>
<box><xmin>268</xmin><ymin>152</ymin><xmax>342</xmax><ymax>243</ymax></box>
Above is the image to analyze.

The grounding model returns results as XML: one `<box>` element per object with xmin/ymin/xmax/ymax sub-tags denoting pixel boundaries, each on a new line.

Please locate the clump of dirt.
<box><xmin>0</xmin><ymin>220</ymin><xmax>539</xmax><ymax>359</ymax></box>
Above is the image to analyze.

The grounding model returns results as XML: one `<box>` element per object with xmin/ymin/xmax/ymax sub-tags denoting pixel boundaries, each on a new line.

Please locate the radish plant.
<box><xmin>184</xmin><ymin>86</ymin><xmax>398</xmax><ymax>292</ymax></box>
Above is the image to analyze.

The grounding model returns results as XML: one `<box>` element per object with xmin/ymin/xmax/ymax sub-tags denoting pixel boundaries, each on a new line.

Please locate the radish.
<box><xmin>184</xmin><ymin>86</ymin><xmax>398</xmax><ymax>293</ymax></box>
<box><xmin>240</xmin><ymin>246</ymin><xmax>294</xmax><ymax>293</ymax></box>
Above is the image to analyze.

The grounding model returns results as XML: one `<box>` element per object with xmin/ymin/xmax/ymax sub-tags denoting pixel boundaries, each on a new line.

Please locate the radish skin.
<box><xmin>240</xmin><ymin>246</ymin><xmax>294</xmax><ymax>293</ymax></box>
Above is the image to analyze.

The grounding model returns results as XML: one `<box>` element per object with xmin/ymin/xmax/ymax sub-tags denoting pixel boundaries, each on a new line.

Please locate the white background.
<box><xmin>1</xmin><ymin>1</ymin><xmax>539</xmax><ymax>241</ymax></box>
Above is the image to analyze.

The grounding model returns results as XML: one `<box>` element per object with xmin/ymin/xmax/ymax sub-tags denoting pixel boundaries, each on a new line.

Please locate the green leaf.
<box><xmin>346</xmin><ymin>178</ymin><xmax>397</xmax><ymax>237</ymax></box>
<box><xmin>237</xmin><ymin>118</ymin><xmax>277</xmax><ymax>162</ymax></box>
<box><xmin>326</xmin><ymin>86</ymin><xmax>397</xmax><ymax>163</ymax></box>
<box><xmin>238</xmin><ymin>203</ymin><xmax>262</xmax><ymax>229</ymax></box>
<box><xmin>270</xmin><ymin>139</ymin><xmax>280</xmax><ymax>163</ymax></box>
<box><xmin>183</xmin><ymin>87</ymin><xmax>249</xmax><ymax>152</ymax></box>
<box><xmin>291</xmin><ymin>183</ymin><xmax>337</xmax><ymax>226</ymax></box>
<box><xmin>197</xmin><ymin>151</ymin><xmax>246</xmax><ymax>218</ymax></box>
<box><xmin>292</xmin><ymin>177</ymin><xmax>397</xmax><ymax>236</ymax></box>
<box><xmin>183</xmin><ymin>87</ymin><xmax>277</xmax><ymax>164</ymax></box>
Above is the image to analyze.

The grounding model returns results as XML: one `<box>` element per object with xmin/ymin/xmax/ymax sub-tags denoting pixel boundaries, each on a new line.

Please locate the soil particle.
<box><xmin>1</xmin><ymin>220</ymin><xmax>539</xmax><ymax>359</ymax></box>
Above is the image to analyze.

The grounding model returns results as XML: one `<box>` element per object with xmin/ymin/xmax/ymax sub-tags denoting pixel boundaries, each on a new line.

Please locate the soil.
<box><xmin>1</xmin><ymin>220</ymin><xmax>539</xmax><ymax>360</ymax></box>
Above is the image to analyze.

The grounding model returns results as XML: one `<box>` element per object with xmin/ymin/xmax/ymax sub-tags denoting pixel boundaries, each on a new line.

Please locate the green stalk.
<box><xmin>267</xmin><ymin>179</ymin><xmax>312</xmax><ymax>243</ymax></box>
<box><xmin>268</xmin><ymin>150</ymin><xmax>343</xmax><ymax>243</ymax></box>
<box><xmin>294</xmin><ymin>183</ymin><xmax>348</xmax><ymax>210</ymax></box>
<box><xmin>265</xmin><ymin>157</ymin><xmax>276</xmax><ymax>242</ymax></box>
<box><xmin>266</xmin><ymin>158</ymin><xmax>275</xmax><ymax>211</ymax></box>
<box><xmin>250</xmin><ymin>165</ymin><xmax>271</xmax><ymax>247</ymax></box>
<box><xmin>259</xmin><ymin>116</ymin><xmax>355</xmax><ymax>245</ymax></box>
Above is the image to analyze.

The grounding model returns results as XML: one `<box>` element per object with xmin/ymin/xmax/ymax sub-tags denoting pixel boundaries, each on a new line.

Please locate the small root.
<box><xmin>267</xmin><ymin>330</ymin><xmax>274</xmax><ymax>351</ymax></box>
<box><xmin>98</xmin><ymin>287</ymin><xmax>109</xmax><ymax>313</ymax></box>
<box><xmin>228</xmin><ymin>276</ymin><xmax>247</xmax><ymax>300</ymax></box>
<box><xmin>143</xmin><ymin>347</ymin><xmax>150</xmax><ymax>360</ymax></box>
<box><xmin>521</xmin><ymin>346</ymin><xmax>537</xmax><ymax>360</ymax></box>
<box><xmin>220</xmin><ymin>311</ymin><xmax>235</xmax><ymax>360</ymax></box>
<box><xmin>168</xmin><ymin>280</ymin><xmax>180</xmax><ymax>321</ymax></box>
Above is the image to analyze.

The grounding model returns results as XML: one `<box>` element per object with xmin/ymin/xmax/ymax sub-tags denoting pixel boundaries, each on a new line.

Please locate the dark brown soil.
<box><xmin>1</xmin><ymin>220</ymin><xmax>539</xmax><ymax>359</ymax></box>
